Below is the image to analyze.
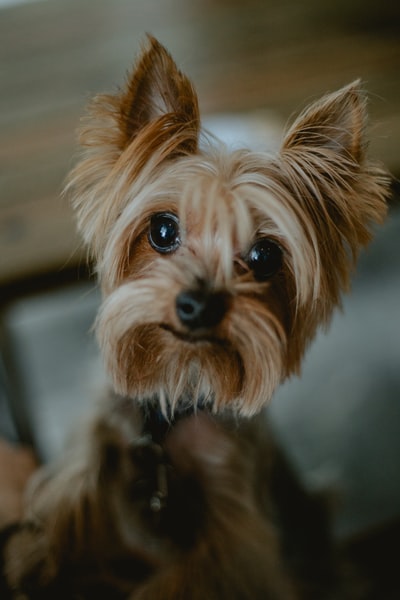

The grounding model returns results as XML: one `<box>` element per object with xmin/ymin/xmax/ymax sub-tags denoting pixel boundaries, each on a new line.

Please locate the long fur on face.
<box><xmin>66</xmin><ymin>36</ymin><xmax>389</xmax><ymax>418</ymax></box>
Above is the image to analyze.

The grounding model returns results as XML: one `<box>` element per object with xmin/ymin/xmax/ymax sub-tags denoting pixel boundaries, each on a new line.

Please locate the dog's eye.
<box><xmin>247</xmin><ymin>238</ymin><xmax>283</xmax><ymax>281</ymax></box>
<box><xmin>148</xmin><ymin>213</ymin><xmax>180</xmax><ymax>254</ymax></box>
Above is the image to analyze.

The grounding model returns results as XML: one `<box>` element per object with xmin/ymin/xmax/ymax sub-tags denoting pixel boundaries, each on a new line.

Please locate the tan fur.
<box><xmin>2</xmin><ymin>36</ymin><xmax>390</xmax><ymax>599</ymax></box>
<box><xmin>65</xmin><ymin>37</ymin><xmax>389</xmax><ymax>417</ymax></box>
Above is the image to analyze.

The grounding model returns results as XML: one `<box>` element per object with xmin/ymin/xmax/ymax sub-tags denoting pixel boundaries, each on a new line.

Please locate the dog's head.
<box><xmin>66</xmin><ymin>36</ymin><xmax>389</xmax><ymax>416</ymax></box>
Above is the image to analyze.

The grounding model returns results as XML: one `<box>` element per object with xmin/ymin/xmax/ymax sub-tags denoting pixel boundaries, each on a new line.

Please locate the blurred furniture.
<box><xmin>1</xmin><ymin>0</ymin><xmax>399</xmax><ymax>284</ymax></box>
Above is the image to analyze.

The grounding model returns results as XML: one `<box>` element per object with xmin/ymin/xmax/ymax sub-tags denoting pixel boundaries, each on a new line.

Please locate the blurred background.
<box><xmin>1</xmin><ymin>0</ymin><xmax>399</xmax><ymax>595</ymax></box>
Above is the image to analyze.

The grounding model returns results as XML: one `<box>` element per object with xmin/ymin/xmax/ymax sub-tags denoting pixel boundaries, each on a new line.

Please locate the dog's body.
<box><xmin>2</xmin><ymin>400</ymin><xmax>294</xmax><ymax>599</ymax></box>
<box><xmin>2</xmin><ymin>398</ymin><xmax>343</xmax><ymax>599</ymax></box>
<box><xmin>1</xmin><ymin>36</ymin><xmax>390</xmax><ymax>598</ymax></box>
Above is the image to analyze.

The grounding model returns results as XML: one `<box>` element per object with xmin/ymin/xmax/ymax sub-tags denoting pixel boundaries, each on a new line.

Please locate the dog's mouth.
<box><xmin>159</xmin><ymin>323</ymin><xmax>228</xmax><ymax>347</ymax></box>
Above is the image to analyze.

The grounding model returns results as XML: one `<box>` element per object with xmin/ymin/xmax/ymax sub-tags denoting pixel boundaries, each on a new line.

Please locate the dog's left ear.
<box><xmin>282</xmin><ymin>80</ymin><xmax>367</xmax><ymax>161</ymax></box>
<box><xmin>280</xmin><ymin>80</ymin><xmax>388</xmax><ymax>247</ymax></box>
<box><xmin>278</xmin><ymin>81</ymin><xmax>389</xmax><ymax>320</ymax></box>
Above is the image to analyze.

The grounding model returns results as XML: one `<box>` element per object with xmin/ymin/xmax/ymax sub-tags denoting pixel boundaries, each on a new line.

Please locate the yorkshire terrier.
<box><xmin>1</xmin><ymin>36</ymin><xmax>390</xmax><ymax>598</ymax></box>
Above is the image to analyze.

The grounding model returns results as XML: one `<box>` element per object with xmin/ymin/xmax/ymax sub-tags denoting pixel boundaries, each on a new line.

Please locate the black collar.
<box><xmin>140</xmin><ymin>402</ymin><xmax>202</xmax><ymax>444</ymax></box>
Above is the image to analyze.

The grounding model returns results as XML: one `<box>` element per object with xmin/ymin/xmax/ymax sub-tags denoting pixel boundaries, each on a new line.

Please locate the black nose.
<box><xmin>176</xmin><ymin>288</ymin><xmax>228</xmax><ymax>330</ymax></box>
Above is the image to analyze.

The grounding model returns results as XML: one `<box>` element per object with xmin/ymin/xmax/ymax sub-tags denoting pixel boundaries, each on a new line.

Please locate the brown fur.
<box><xmin>3</xmin><ymin>401</ymin><xmax>296</xmax><ymax>599</ymax></box>
<box><xmin>67</xmin><ymin>36</ymin><xmax>388</xmax><ymax>416</ymax></box>
<box><xmin>1</xmin><ymin>35</ymin><xmax>390</xmax><ymax>598</ymax></box>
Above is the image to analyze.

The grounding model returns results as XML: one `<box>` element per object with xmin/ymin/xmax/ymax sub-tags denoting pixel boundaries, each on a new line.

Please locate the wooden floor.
<box><xmin>1</xmin><ymin>0</ymin><xmax>399</xmax><ymax>284</ymax></box>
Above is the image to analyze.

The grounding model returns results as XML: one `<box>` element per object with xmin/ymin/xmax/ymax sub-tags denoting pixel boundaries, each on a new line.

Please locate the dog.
<box><xmin>1</xmin><ymin>36</ymin><xmax>390</xmax><ymax>598</ymax></box>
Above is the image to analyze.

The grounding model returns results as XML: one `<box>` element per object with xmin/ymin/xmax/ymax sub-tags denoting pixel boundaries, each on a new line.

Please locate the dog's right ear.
<box><xmin>118</xmin><ymin>35</ymin><xmax>200</xmax><ymax>153</ymax></box>
<box><xmin>66</xmin><ymin>37</ymin><xmax>200</xmax><ymax>256</ymax></box>
<box><xmin>80</xmin><ymin>35</ymin><xmax>200</xmax><ymax>156</ymax></box>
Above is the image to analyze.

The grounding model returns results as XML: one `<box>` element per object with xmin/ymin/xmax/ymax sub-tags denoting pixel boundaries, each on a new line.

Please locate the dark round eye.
<box><xmin>148</xmin><ymin>213</ymin><xmax>180</xmax><ymax>254</ymax></box>
<box><xmin>247</xmin><ymin>238</ymin><xmax>283</xmax><ymax>281</ymax></box>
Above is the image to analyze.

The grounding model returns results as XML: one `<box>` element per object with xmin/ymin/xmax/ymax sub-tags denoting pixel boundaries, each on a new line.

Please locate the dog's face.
<box><xmin>67</xmin><ymin>36</ymin><xmax>389</xmax><ymax>416</ymax></box>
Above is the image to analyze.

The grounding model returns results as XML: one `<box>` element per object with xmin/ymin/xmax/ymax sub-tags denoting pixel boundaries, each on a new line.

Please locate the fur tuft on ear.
<box><xmin>278</xmin><ymin>81</ymin><xmax>390</xmax><ymax>322</ymax></box>
<box><xmin>65</xmin><ymin>36</ymin><xmax>200</xmax><ymax>258</ymax></box>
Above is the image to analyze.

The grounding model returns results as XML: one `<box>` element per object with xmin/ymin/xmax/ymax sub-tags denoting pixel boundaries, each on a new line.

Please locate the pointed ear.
<box><xmin>278</xmin><ymin>81</ymin><xmax>389</xmax><ymax>316</ymax></box>
<box><xmin>282</xmin><ymin>81</ymin><xmax>366</xmax><ymax>162</ymax></box>
<box><xmin>66</xmin><ymin>37</ymin><xmax>201</xmax><ymax>258</ymax></box>
<box><xmin>118</xmin><ymin>35</ymin><xmax>200</xmax><ymax>152</ymax></box>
